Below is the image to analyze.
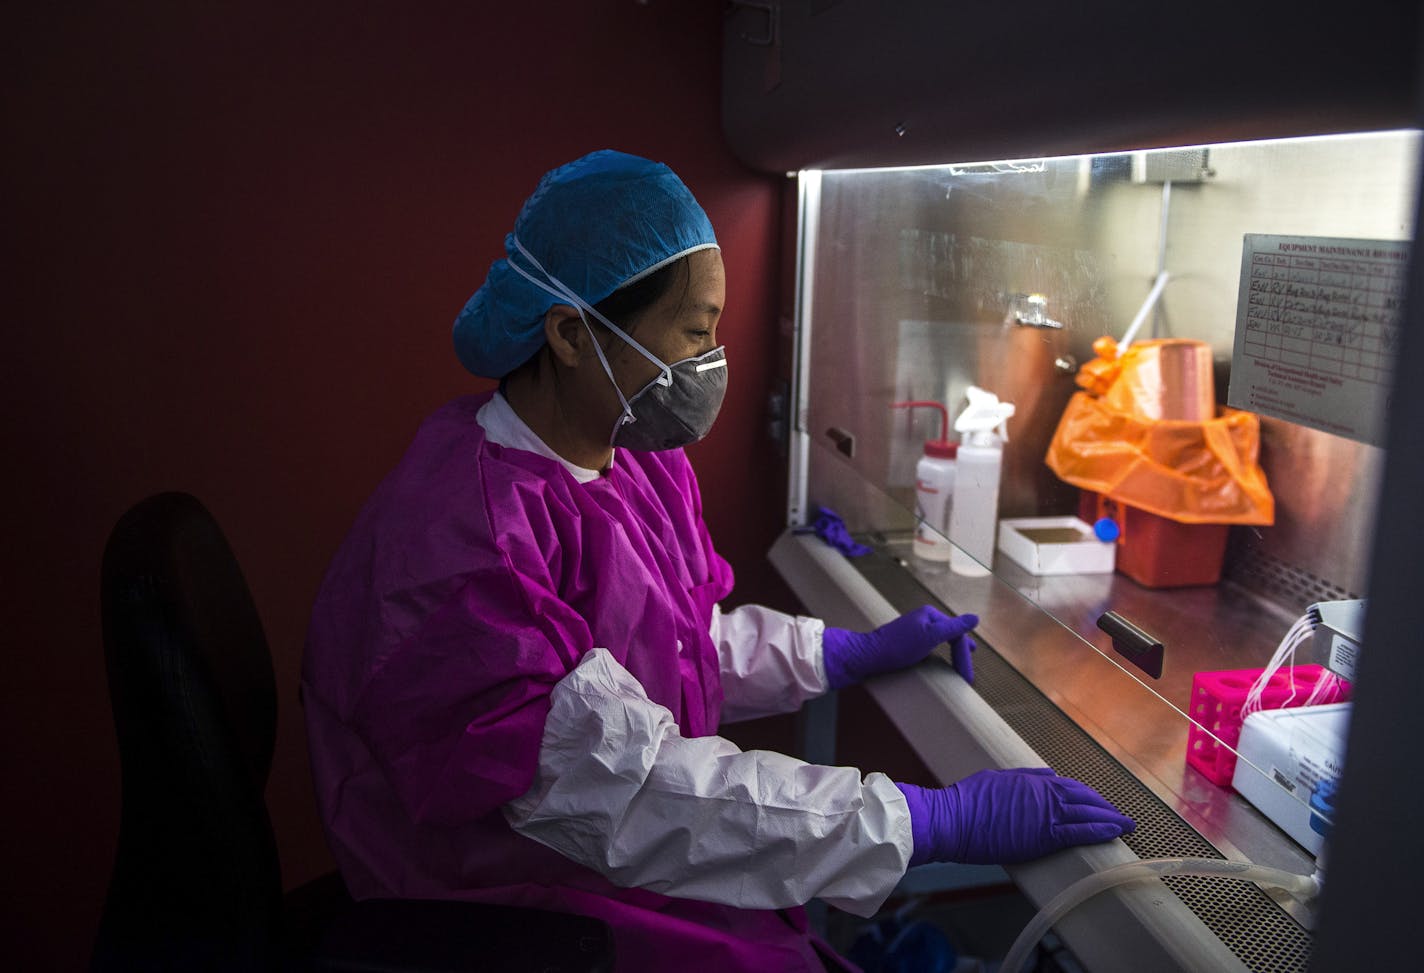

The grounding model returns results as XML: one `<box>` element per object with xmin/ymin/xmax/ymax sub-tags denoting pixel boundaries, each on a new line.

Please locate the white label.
<box><xmin>1329</xmin><ymin>633</ymin><xmax>1360</xmax><ymax>682</ymax></box>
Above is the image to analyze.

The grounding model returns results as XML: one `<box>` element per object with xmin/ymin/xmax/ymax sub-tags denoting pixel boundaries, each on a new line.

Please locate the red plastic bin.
<box><xmin>1186</xmin><ymin>664</ymin><xmax>1353</xmax><ymax>786</ymax></box>
<box><xmin>1079</xmin><ymin>491</ymin><xmax>1228</xmax><ymax>588</ymax></box>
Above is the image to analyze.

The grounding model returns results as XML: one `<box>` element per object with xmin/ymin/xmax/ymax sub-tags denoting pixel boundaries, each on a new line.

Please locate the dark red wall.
<box><xmin>5</xmin><ymin>3</ymin><xmax>793</xmax><ymax>966</ymax></box>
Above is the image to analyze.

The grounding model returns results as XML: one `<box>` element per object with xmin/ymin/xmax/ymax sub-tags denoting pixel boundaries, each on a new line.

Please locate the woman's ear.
<box><xmin>543</xmin><ymin>305</ymin><xmax>587</xmax><ymax>367</ymax></box>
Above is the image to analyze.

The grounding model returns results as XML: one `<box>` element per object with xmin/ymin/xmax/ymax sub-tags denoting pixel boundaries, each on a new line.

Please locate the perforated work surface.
<box><xmin>853</xmin><ymin>551</ymin><xmax>1313</xmax><ymax>973</ymax></box>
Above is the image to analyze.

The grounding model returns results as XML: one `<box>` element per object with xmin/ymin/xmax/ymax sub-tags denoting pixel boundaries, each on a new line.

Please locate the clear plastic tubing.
<box><xmin>999</xmin><ymin>857</ymin><xmax>1322</xmax><ymax>973</ymax></box>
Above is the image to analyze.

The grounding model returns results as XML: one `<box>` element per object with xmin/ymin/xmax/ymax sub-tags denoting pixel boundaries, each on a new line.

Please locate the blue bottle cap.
<box><xmin>1093</xmin><ymin>517</ymin><xmax>1121</xmax><ymax>542</ymax></box>
<box><xmin>1309</xmin><ymin>778</ymin><xmax>1338</xmax><ymax>838</ymax></box>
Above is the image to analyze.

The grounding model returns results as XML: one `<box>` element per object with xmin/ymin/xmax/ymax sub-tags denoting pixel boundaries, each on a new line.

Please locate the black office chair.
<box><xmin>93</xmin><ymin>492</ymin><xmax>613</xmax><ymax>972</ymax></box>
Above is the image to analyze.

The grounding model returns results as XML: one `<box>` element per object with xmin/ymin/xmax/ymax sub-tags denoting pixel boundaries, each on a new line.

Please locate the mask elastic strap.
<box><xmin>505</xmin><ymin>238</ymin><xmax>642</xmax><ymax>445</ymax></box>
<box><xmin>507</xmin><ymin>236</ymin><xmax>674</xmax><ymax>387</ymax></box>
<box><xmin>579</xmin><ymin>310</ymin><xmax>636</xmax><ymax>443</ymax></box>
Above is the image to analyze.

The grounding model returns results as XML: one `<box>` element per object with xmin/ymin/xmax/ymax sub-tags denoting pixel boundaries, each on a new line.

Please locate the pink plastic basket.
<box><xmin>1186</xmin><ymin>664</ymin><xmax>1352</xmax><ymax>786</ymax></box>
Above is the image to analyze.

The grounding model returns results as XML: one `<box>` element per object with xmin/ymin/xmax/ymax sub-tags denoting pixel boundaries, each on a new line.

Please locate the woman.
<box><xmin>302</xmin><ymin>150</ymin><xmax>1133</xmax><ymax>971</ymax></box>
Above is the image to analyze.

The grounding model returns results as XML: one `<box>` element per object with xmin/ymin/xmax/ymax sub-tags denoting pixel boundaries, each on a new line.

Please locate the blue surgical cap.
<box><xmin>453</xmin><ymin>150</ymin><xmax>719</xmax><ymax>378</ymax></box>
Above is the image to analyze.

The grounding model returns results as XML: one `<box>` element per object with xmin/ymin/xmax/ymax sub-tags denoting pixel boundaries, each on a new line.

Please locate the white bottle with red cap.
<box><xmin>891</xmin><ymin>400</ymin><xmax>959</xmax><ymax>565</ymax></box>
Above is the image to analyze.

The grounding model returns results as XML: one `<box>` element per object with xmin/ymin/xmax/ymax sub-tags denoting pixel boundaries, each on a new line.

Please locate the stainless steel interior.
<box><xmin>800</xmin><ymin>131</ymin><xmax>1417</xmax><ymax>598</ymax></box>
<box><xmin>785</xmin><ymin>130</ymin><xmax>1420</xmax><ymax>970</ymax></box>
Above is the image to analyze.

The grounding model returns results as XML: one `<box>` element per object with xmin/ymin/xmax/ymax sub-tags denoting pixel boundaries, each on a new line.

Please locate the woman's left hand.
<box><xmin>822</xmin><ymin>606</ymin><xmax>978</xmax><ymax>689</ymax></box>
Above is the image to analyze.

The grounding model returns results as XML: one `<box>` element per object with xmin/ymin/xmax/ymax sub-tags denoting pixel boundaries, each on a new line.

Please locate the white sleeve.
<box><xmin>711</xmin><ymin>603</ymin><xmax>829</xmax><ymax>723</ymax></box>
<box><xmin>504</xmin><ymin>647</ymin><xmax>912</xmax><ymax>917</ymax></box>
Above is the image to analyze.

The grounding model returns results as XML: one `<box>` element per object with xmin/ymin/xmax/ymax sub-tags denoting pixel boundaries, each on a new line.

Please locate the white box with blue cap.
<box><xmin>1232</xmin><ymin>703</ymin><xmax>1351</xmax><ymax>856</ymax></box>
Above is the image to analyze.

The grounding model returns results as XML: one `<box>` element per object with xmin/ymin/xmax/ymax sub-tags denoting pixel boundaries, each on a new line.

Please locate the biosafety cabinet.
<box><xmin>724</xmin><ymin>4</ymin><xmax>1423</xmax><ymax>972</ymax></box>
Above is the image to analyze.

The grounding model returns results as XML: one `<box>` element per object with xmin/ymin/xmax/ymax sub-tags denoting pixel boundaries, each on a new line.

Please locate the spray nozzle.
<box><xmin>954</xmin><ymin>386</ymin><xmax>1016</xmax><ymax>444</ymax></box>
<box><xmin>891</xmin><ymin>400</ymin><xmax>957</xmax><ymax>458</ymax></box>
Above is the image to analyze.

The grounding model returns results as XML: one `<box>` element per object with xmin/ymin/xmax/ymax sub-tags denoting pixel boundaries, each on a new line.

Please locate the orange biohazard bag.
<box><xmin>1045</xmin><ymin>338</ymin><xmax>1274</xmax><ymax>526</ymax></box>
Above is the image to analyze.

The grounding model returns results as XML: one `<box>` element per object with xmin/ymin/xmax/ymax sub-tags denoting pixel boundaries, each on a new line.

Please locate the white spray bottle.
<box><xmin>948</xmin><ymin>386</ymin><xmax>1016</xmax><ymax>577</ymax></box>
<box><xmin>891</xmin><ymin>400</ymin><xmax>959</xmax><ymax>566</ymax></box>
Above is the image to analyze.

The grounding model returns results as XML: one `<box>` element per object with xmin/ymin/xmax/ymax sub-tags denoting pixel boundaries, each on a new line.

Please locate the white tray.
<box><xmin>997</xmin><ymin>516</ymin><xmax>1115</xmax><ymax>575</ymax></box>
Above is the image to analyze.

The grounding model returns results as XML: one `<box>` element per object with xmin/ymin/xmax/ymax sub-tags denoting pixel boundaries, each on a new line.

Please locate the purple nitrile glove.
<box><xmin>795</xmin><ymin>506</ymin><xmax>873</xmax><ymax>558</ymax></box>
<box><xmin>822</xmin><ymin>606</ymin><xmax>978</xmax><ymax>689</ymax></box>
<box><xmin>895</xmin><ymin>768</ymin><xmax>1136</xmax><ymax>867</ymax></box>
